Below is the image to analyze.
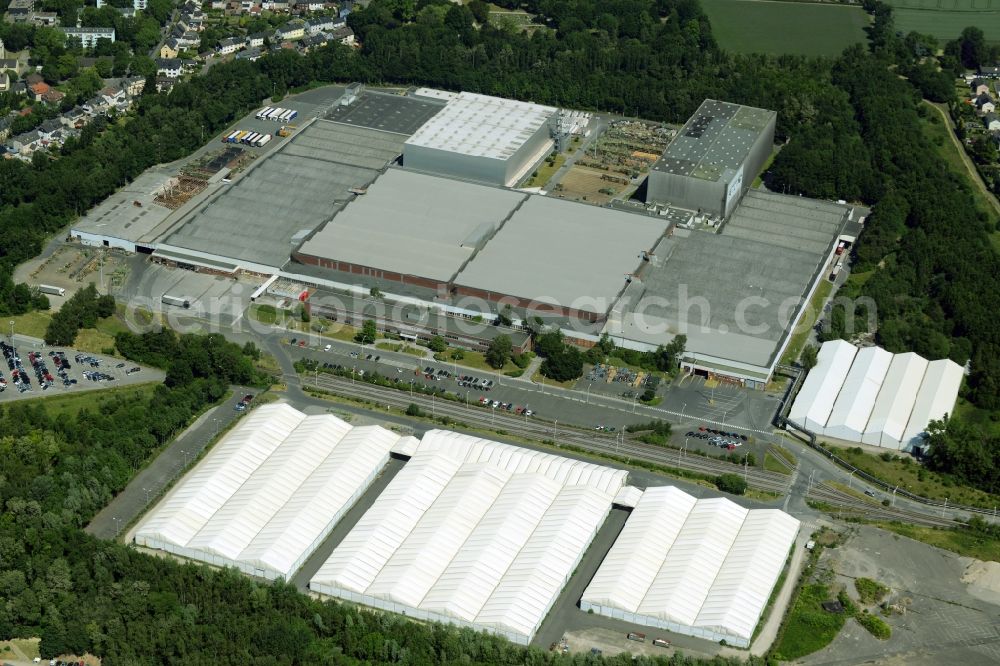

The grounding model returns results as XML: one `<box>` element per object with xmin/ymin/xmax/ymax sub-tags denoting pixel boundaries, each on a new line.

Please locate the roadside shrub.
<box><xmin>716</xmin><ymin>473</ymin><xmax>747</xmax><ymax>496</ymax></box>
<box><xmin>854</xmin><ymin>578</ymin><xmax>889</xmax><ymax>604</ymax></box>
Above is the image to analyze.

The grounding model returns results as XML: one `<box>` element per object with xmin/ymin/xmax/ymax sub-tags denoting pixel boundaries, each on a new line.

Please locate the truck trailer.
<box><xmin>256</xmin><ymin>133</ymin><xmax>272</xmax><ymax>147</ymax></box>
<box><xmin>36</xmin><ymin>285</ymin><xmax>65</xmax><ymax>296</ymax></box>
<box><xmin>257</xmin><ymin>106</ymin><xmax>273</xmax><ymax>119</ymax></box>
<box><xmin>161</xmin><ymin>294</ymin><xmax>191</xmax><ymax>309</ymax></box>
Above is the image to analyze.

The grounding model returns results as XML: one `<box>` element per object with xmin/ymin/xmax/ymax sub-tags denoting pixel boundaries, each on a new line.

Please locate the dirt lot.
<box><xmin>802</xmin><ymin>525</ymin><xmax>1000</xmax><ymax>665</ymax></box>
<box><xmin>16</xmin><ymin>246</ymin><xmax>130</xmax><ymax>307</ymax></box>
<box><xmin>554</xmin><ymin>165</ymin><xmax>628</xmax><ymax>204</ymax></box>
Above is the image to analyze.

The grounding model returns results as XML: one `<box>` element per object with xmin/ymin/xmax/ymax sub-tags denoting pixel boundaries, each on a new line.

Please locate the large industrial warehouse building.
<box><xmin>787</xmin><ymin>339</ymin><xmax>964</xmax><ymax>450</ymax></box>
<box><xmin>580</xmin><ymin>485</ymin><xmax>799</xmax><ymax>648</ymax></box>
<box><xmin>133</xmin><ymin>403</ymin><xmax>404</xmax><ymax>580</ymax></box>
<box><xmin>403</xmin><ymin>92</ymin><xmax>557</xmax><ymax>187</ymax></box>
<box><xmin>646</xmin><ymin>99</ymin><xmax>776</xmax><ymax>218</ymax></box>
<box><xmin>309</xmin><ymin>430</ymin><xmax>627</xmax><ymax>645</ymax></box>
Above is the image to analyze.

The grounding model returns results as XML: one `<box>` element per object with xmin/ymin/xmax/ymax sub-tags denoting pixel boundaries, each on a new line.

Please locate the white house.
<box><xmin>63</xmin><ymin>27</ymin><xmax>116</xmax><ymax>48</ymax></box>
<box><xmin>156</xmin><ymin>58</ymin><xmax>182</xmax><ymax>78</ymax></box>
<box><xmin>217</xmin><ymin>37</ymin><xmax>243</xmax><ymax>55</ymax></box>
<box><xmin>306</xmin><ymin>16</ymin><xmax>334</xmax><ymax>34</ymax></box>
<box><xmin>985</xmin><ymin>112</ymin><xmax>1000</xmax><ymax>132</ymax></box>
<box><xmin>246</xmin><ymin>31</ymin><xmax>267</xmax><ymax>48</ymax></box>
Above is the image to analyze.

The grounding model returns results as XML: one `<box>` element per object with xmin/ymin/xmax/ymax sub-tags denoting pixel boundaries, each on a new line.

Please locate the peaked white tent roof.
<box><xmin>902</xmin><ymin>358</ymin><xmax>963</xmax><ymax>445</ymax></box>
<box><xmin>134</xmin><ymin>404</ymin><xmax>399</xmax><ymax>580</ymax></box>
<box><xmin>863</xmin><ymin>352</ymin><xmax>928</xmax><ymax>449</ymax></box>
<box><xmin>823</xmin><ymin>346</ymin><xmax>892</xmax><ymax>440</ymax></box>
<box><xmin>787</xmin><ymin>341</ymin><xmax>962</xmax><ymax>451</ymax></box>
<box><xmin>787</xmin><ymin>339</ymin><xmax>857</xmax><ymax>432</ymax></box>
<box><xmin>580</xmin><ymin>486</ymin><xmax>799</xmax><ymax>648</ymax></box>
<box><xmin>310</xmin><ymin>431</ymin><xmax>626</xmax><ymax>645</ymax></box>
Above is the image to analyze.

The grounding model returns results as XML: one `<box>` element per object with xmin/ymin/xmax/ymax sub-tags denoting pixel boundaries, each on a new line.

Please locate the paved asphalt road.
<box><xmin>86</xmin><ymin>387</ymin><xmax>254</xmax><ymax>539</ymax></box>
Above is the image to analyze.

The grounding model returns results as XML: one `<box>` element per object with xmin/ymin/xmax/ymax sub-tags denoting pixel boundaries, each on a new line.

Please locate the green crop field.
<box><xmin>700</xmin><ymin>0</ymin><xmax>870</xmax><ymax>56</ymax></box>
<box><xmin>884</xmin><ymin>0</ymin><xmax>1000</xmax><ymax>43</ymax></box>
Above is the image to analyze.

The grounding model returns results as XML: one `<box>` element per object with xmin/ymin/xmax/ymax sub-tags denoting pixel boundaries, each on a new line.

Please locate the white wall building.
<box><xmin>62</xmin><ymin>27</ymin><xmax>116</xmax><ymax>47</ymax></box>
<box><xmin>580</xmin><ymin>486</ymin><xmax>799</xmax><ymax>648</ymax></box>
<box><xmin>787</xmin><ymin>339</ymin><xmax>857</xmax><ymax>433</ymax></box>
<box><xmin>403</xmin><ymin>92</ymin><xmax>557</xmax><ymax>187</ymax></box>
<box><xmin>309</xmin><ymin>430</ymin><xmax>627</xmax><ymax>645</ymax></box>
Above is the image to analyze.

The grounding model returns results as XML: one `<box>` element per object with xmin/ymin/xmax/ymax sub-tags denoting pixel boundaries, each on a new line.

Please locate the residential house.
<box><xmin>63</xmin><ymin>106</ymin><xmax>87</xmax><ymax>128</ymax></box>
<box><xmin>306</xmin><ymin>16</ymin><xmax>335</xmax><ymax>34</ymax></box>
<box><xmin>0</xmin><ymin>72</ymin><xmax>8</xmax><ymax>93</ymax></box>
<box><xmin>210</xmin><ymin>0</ymin><xmax>225</xmax><ymax>9</ymax></box>
<box><xmin>980</xmin><ymin>66</ymin><xmax>1000</xmax><ymax>78</ymax></box>
<box><xmin>62</xmin><ymin>27</ymin><xmax>116</xmax><ymax>48</ymax></box>
<box><xmin>7</xmin><ymin>130</ymin><xmax>41</xmax><ymax>156</ymax></box>
<box><xmin>985</xmin><ymin>112</ymin><xmax>1000</xmax><ymax>132</ymax></box>
<box><xmin>155</xmin><ymin>58</ymin><xmax>182</xmax><ymax>78</ymax></box>
<box><xmin>247</xmin><ymin>31</ymin><xmax>268</xmax><ymax>48</ymax></box>
<box><xmin>217</xmin><ymin>37</ymin><xmax>243</xmax><ymax>55</ymax></box>
<box><xmin>972</xmin><ymin>78</ymin><xmax>989</xmax><ymax>96</ymax></box>
<box><xmin>4</xmin><ymin>0</ymin><xmax>35</xmax><ymax>24</ymax></box>
<box><xmin>28</xmin><ymin>80</ymin><xmax>50</xmax><ymax>101</ymax></box>
<box><xmin>41</xmin><ymin>87</ymin><xmax>64</xmax><ymax>104</ymax></box>
<box><xmin>31</xmin><ymin>11</ymin><xmax>59</xmax><ymax>26</ymax></box>
<box><xmin>0</xmin><ymin>58</ymin><xmax>19</xmax><ymax>76</ymax></box>
<box><xmin>296</xmin><ymin>0</ymin><xmax>324</xmax><ymax>11</ymax></box>
<box><xmin>160</xmin><ymin>39</ymin><xmax>181</xmax><ymax>59</ymax></box>
<box><xmin>274</xmin><ymin>20</ymin><xmax>305</xmax><ymax>41</ymax></box>
<box><xmin>299</xmin><ymin>34</ymin><xmax>327</xmax><ymax>52</ymax></box>
<box><xmin>117</xmin><ymin>7</ymin><xmax>137</xmax><ymax>17</ymax></box>
<box><xmin>975</xmin><ymin>92</ymin><xmax>996</xmax><ymax>114</ymax></box>
<box><xmin>25</xmin><ymin>72</ymin><xmax>43</xmax><ymax>85</ymax></box>
<box><xmin>121</xmin><ymin>76</ymin><xmax>145</xmax><ymax>96</ymax></box>
<box><xmin>37</xmin><ymin>117</ymin><xmax>63</xmax><ymax>140</ymax></box>
<box><xmin>235</xmin><ymin>46</ymin><xmax>262</xmax><ymax>61</ymax></box>
<box><xmin>134</xmin><ymin>0</ymin><xmax>147</xmax><ymax>9</ymax></box>
<box><xmin>0</xmin><ymin>117</ymin><xmax>11</xmax><ymax>142</ymax></box>
<box><xmin>331</xmin><ymin>25</ymin><xmax>354</xmax><ymax>45</ymax></box>
<box><xmin>339</xmin><ymin>0</ymin><xmax>353</xmax><ymax>18</ymax></box>
<box><xmin>155</xmin><ymin>76</ymin><xmax>177</xmax><ymax>93</ymax></box>
<box><xmin>263</xmin><ymin>0</ymin><xmax>289</xmax><ymax>10</ymax></box>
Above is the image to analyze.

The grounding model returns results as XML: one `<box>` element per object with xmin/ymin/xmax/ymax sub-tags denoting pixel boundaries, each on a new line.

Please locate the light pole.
<box><xmin>491</xmin><ymin>405</ymin><xmax>496</xmax><ymax>427</ymax></box>
<box><xmin>8</xmin><ymin>320</ymin><xmax>13</xmax><ymax>343</ymax></box>
<box><xmin>465</xmin><ymin>390</ymin><xmax>469</xmax><ymax>408</ymax></box>
<box><xmin>142</xmin><ymin>487</ymin><xmax>152</xmax><ymax>504</ymax></box>
<box><xmin>743</xmin><ymin>453</ymin><xmax>749</xmax><ymax>483</ymax></box>
<box><xmin>681</xmin><ymin>403</ymin><xmax>686</xmax><ymax>423</ymax></box>
<box><xmin>632</xmin><ymin>392</ymin><xmax>637</xmax><ymax>413</ymax></box>
<box><xmin>848</xmin><ymin>470</ymin><xmax>855</xmax><ymax>490</ymax></box>
<box><xmin>891</xmin><ymin>485</ymin><xmax>898</xmax><ymax>507</ymax></box>
<box><xmin>942</xmin><ymin>497</ymin><xmax>948</xmax><ymax>519</ymax></box>
<box><xmin>586</xmin><ymin>382</ymin><xmax>591</xmax><ymax>404</ymax></box>
<box><xmin>553</xmin><ymin>419</ymin><xmax>558</xmax><ymax>441</ymax></box>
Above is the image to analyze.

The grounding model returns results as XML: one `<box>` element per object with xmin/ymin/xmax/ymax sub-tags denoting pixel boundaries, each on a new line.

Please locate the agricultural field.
<box><xmin>884</xmin><ymin>0</ymin><xmax>1000</xmax><ymax>42</ymax></box>
<box><xmin>700</xmin><ymin>0</ymin><xmax>869</xmax><ymax>56</ymax></box>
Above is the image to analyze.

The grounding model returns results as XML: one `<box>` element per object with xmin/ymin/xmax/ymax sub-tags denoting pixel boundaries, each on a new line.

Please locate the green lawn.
<box><xmin>780</xmin><ymin>279</ymin><xmax>833</xmax><ymax>366</ymax></box>
<box><xmin>522</xmin><ymin>153</ymin><xmax>566</xmax><ymax>188</ymax></box>
<box><xmin>34</xmin><ymin>383</ymin><xmax>160</xmax><ymax>420</ymax></box>
<box><xmin>6</xmin><ymin>311</ymin><xmax>52</xmax><ymax>339</ymax></box>
<box><xmin>700</xmin><ymin>0</ymin><xmax>869</xmax><ymax>56</ymax></box>
<box><xmin>877</xmin><ymin>522</ymin><xmax>1000</xmax><ymax>562</ymax></box>
<box><xmin>828</xmin><ymin>443</ymin><xmax>1000</xmax><ymax>509</ymax></box>
<box><xmin>771</xmin><ymin>583</ymin><xmax>847</xmax><ymax>661</ymax></box>
<box><xmin>885</xmin><ymin>0</ymin><xmax>1000</xmax><ymax>42</ymax></box>
<box><xmin>433</xmin><ymin>350</ymin><xmax>519</xmax><ymax>374</ymax></box>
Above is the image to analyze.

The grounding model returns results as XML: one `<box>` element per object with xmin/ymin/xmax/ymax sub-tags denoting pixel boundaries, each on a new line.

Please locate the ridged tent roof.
<box><xmin>134</xmin><ymin>404</ymin><xmax>399</xmax><ymax>579</ymax></box>
<box><xmin>310</xmin><ymin>431</ymin><xmax>626</xmax><ymax>642</ymax></box>
<box><xmin>581</xmin><ymin>486</ymin><xmax>799</xmax><ymax>645</ymax></box>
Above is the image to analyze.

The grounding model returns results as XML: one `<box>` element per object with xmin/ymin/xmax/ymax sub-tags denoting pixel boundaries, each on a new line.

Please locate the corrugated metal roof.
<box><xmin>824</xmin><ymin>346</ymin><xmax>892</xmax><ymax>440</ymax></box>
<box><xmin>902</xmin><ymin>359</ymin><xmax>963</xmax><ymax>445</ymax></box>
<box><xmin>788</xmin><ymin>339</ymin><xmax>857</xmax><ymax>432</ymax></box>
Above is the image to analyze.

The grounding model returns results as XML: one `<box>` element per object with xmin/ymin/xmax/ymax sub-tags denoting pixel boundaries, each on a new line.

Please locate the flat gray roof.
<box><xmin>651</xmin><ymin>99</ymin><xmax>775</xmax><ymax>183</ymax></box>
<box><xmin>164</xmin><ymin>121</ymin><xmax>404</xmax><ymax>268</ymax></box>
<box><xmin>297</xmin><ymin>169</ymin><xmax>526</xmax><ymax>282</ymax></box>
<box><xmin>617</xmin><ymin>190</ymin><xmax>847</xmax><ymax>367</ymax></box>
<box><xmin>325</xmin><ymin>90</ymin><xmax>445</xmax><ymax>136</ymax></box>
<box><xmin>71</xmin><ymin>170</ymin><xmax>174</xmax><ymax>243</ymax></box>
<box><xmin>456</xmin><ymin>197</ymin><xmax>668</xmax><ymax>314</ymax></box>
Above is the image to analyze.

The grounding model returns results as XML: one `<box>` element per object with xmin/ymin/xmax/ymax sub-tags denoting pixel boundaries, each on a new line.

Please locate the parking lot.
<box><xmin>0</xmin><ymin>337</ymin><xmax>161</xmax><ymax>402</ymax></box>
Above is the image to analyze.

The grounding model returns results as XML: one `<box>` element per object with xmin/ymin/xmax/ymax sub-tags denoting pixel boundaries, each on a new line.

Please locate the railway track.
<box><xmin>807</xmin><ymin>482</ymin><xmax>960</xmax><ymax>528</ymax></box>
<box><xmin>304</xmin><ymin>375</ymin><xmax>793</xmax><ymax>494</ymax></box>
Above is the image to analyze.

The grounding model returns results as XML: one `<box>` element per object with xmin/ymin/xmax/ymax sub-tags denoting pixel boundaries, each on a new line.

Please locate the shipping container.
<box><xmin>287</xmin><ymin>110</ymin><xmax>298</xmax><ymax>120</ymax></box>
<box><xmin>257</xmin><ymin>134</ymin><xmax>272</xmax><ymax>147</ymax></box>
<box><xmin>266</xmin><ymin>108</ymin><xmax>283</xmax><ymax>120</ymax></box>
<box><xmin>257</xmin><ymin>106</ymin><xmax>273</xmax><ymax>119</ymax></box>
<box><xmin>277</xmin><ymin>109</ymin><xmax>292</xmax><ymax>122</ymax></box>
<box><xmin>243</xmin><ymin>132</ymin><xmax>259</xmax><ymax>145</ymax></box>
